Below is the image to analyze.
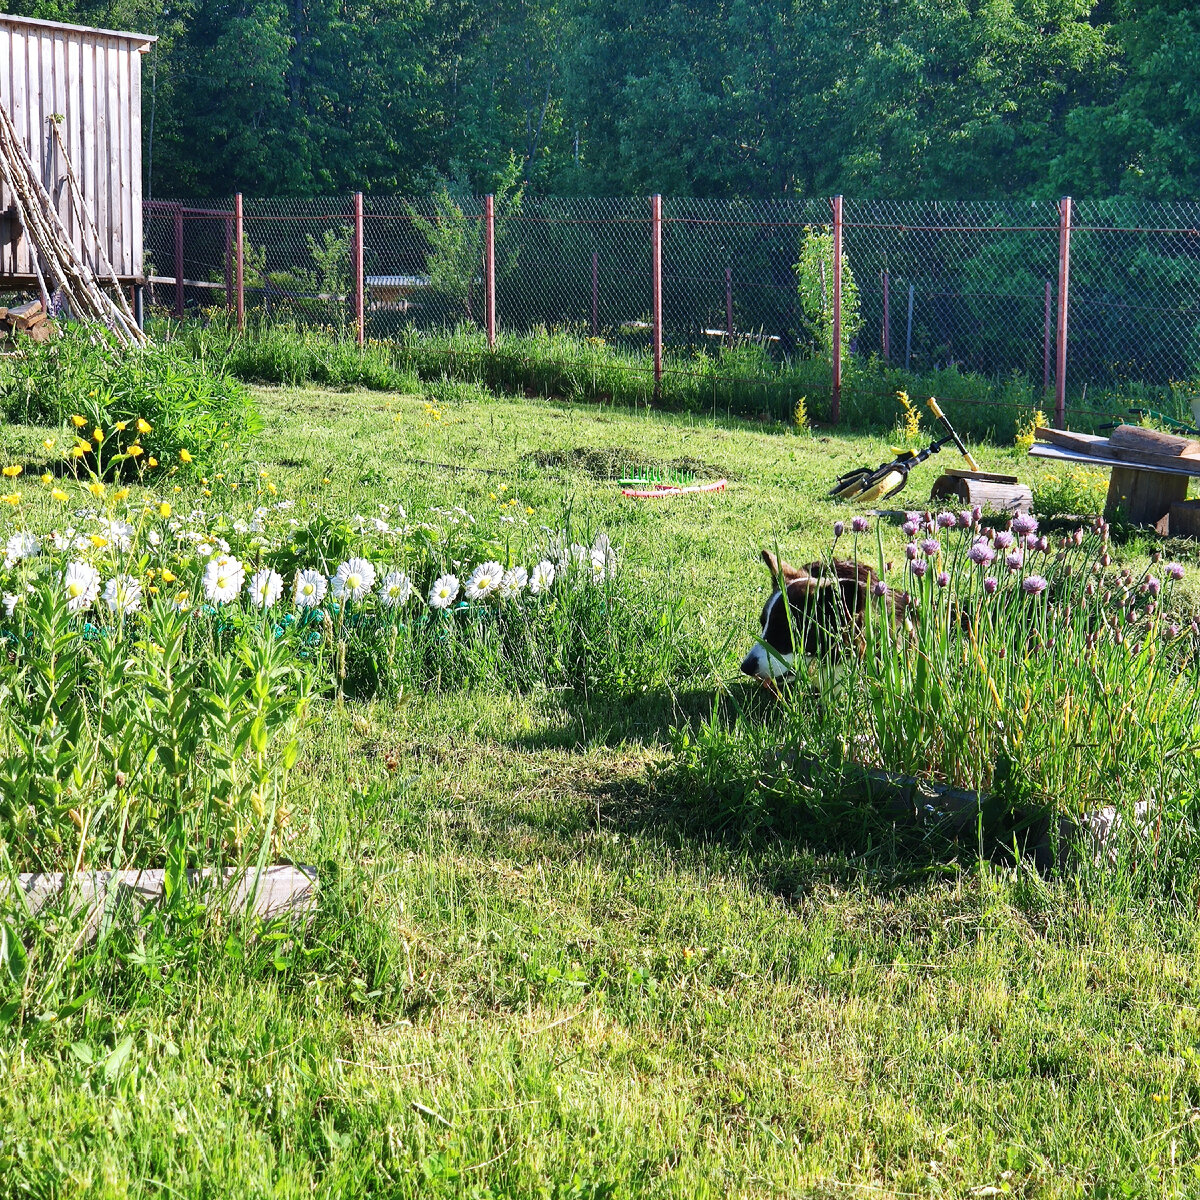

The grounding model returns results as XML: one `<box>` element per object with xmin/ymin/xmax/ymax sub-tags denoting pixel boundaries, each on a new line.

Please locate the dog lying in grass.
<box><xmin>740</xmin><ymin>550</ymin><xmax>912</xmax><ymax>682</ymax></box>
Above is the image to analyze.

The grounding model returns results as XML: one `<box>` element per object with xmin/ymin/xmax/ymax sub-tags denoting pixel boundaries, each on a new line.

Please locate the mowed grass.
<box><xmin>3</xmin><ymin>387</ymin><xmax>1200</xmax><ymax>1198</ymax></box>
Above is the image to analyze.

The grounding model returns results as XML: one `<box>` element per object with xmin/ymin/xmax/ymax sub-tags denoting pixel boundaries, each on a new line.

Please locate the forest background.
<box><xmin>5</xmin><ymin>0</ymin><xmax>1198</xmax><ymax>202</ymax></box>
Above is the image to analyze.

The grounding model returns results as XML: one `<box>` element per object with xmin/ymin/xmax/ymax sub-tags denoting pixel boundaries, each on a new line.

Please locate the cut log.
<box><xmin>1169</xmin><ymin>499</ymin><xmax>1200</xmax><ymax>538</ymax></box>
<box><xmin>929</xmin><ymin>472</ymin><xmax>1033</xmax><ymax>514</ymax></box>
<box><xmin>6</xmin><ymin>299</ymin><xmax>43</xmax><ymax>324</ymax></box>
<box><xmin>1035</xmin><ymin>427</ymin><xmax>1200</xmax><ymax>472</ymax></box>
<box><xmin>1106</xmin><ymin>465</ymin><xmax>1189</xmax><ymax>531</ymax></box>
<box><xmin>1108</xmin><ymin>423</ymin><xmax>1200</xmax><ymax>459</ymax></box>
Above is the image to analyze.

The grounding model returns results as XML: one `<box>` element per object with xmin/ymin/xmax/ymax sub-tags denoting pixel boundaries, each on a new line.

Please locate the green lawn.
<box><xmin>3</xmin><ymin>386</ymin><xmax>1200</xmax><ymax>1198</ymax></box>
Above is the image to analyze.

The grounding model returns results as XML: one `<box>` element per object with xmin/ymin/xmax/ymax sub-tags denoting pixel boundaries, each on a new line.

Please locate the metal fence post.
<box><xmin>651</xmin><ymin>194</ymin><xmax>663</xmax><ymax>392</ymax></box>
<box><xmin>1055</xmin><ymin>196</ymin><xmax>1072</xmax><ymax>429</ymax></box>
<box><xmin>1043</xmin><ymin>279</ymin><xmax>1052</xmax><ymax>395</ymax></box>
<box><xmin>173</xmin><ymin>203</ymin><xmax>184</xmax><ymax>319</ymax></box>
<box><xmin>881</xmin><ymin>270</ymin><xmax>890</xmax><ymax>363</ymax></box>
<box><xmin>905</xmin><ymin>283</ymin><xmax>914</xmax><ymax>371</ymax></box>
<box><xmin>831</xmin><ymin>195</ymin><xmax>843</xmax><ymax>422</ymax></box>
<box><xmin>234</xmin><ymin>192</ymin><xmax>245</xmax><ymax>334</ymax></box>
<box><xmin>484</xmin><ymin>193</ymin><xmax>496</xmax><ymax>349</ymax></box>
<box><xmin>354</xmin><ymin>191</ymin><xmax>365</xmax><ymax>348</ymax></box>
<box><xmin>591</xmin><ymin>251</ymin><xmax>599</xmax><ymax>337</ymax></box>
<box><xmin>725</xmin><ymin>266</ymin><xmax>734</xmax><ymax>340</ymax></box>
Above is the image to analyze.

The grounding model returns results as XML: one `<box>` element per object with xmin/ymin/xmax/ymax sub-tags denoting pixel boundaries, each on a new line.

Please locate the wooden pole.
<box><xmin>354</xmin><ymin>191</ymin><xmax>365</xmax><ymax>347</ymax></box>
<box><xmin>591</xmin><ymin>250</ymin><xmax>599</xmax><ymax>337</ymax></box>
<box><xmin>881</xmin><ymin>270</ymin><xmax>890</xmax><ymax>363</ymax></box>
<box><xmin>1043</xmin><ymin>279</ymin><xmax>1052</xmax><ymax>395</ymax></box>
<box><xmin>651</xmin><ymin>194</ymin><xmax>663</xmax><ymax>393</ymax></box>
<box><xmin>831</xmin><ymin>194</ymin><xmax>843</xmax><ymax>422</ymax></box>
<box><xmin>1055</xmin><ymin>197</ymin><xmax>1072</xmax><ymax>429</ymax></box>
<box><xmin>484</xmin><ymin>193</ymin><xmax>496</xmax><ymax>349</ymax></box>
<box><xmin>173</xmin><ymin>202</ymin><xmax>184</xmax><ymax>319</ymax></box>
<box><xmin>235</xmin><ymin>192</ymin><xmax>244</xmax><ymax>334</ymax></box>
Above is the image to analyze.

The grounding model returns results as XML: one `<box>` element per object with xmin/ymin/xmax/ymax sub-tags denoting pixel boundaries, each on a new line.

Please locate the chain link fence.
<box><xmin>144</xmin><ymin>194</ymin><xmax>1200</xmax><ymax>419</ymax></box>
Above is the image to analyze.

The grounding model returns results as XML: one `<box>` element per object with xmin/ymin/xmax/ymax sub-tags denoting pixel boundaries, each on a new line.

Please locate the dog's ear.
<box><xmin>762</xmin><ymin>549</ymin><xmax>808</xmax><ymax>582</ymax></box>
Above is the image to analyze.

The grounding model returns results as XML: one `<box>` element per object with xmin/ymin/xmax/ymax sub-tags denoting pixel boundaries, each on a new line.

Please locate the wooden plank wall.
<box><xmin>0</xmin><ymin>16</ymin><xmax>150</xmax><ymax>283</ymax></box>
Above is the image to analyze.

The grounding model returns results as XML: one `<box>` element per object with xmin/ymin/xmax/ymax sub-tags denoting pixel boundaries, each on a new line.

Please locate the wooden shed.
<box><xmin>0</xmin><ymin>13</ymin><xmax>155</xmax><ymax>287</ymax></box>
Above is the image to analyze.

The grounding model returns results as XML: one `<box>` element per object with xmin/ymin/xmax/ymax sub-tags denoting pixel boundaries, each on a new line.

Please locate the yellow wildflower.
<box><xmin>87</xmin><ymin>482</ymin><xmax>106</xmax><ymax>497</ymax></box>
<box><xmin>41</xmin><ymin>473</ymin><xmax>53</xmax><ymax>485</ymax></box>
<box><xmin>43</xmin><ymin>437</ymin><xmax>56</xmax><ymax>450</ymax></box>
<box><xmin>69</xmin><ymin>445</ymin><xmax>88</xmax><ymax>459</ymax></box>
<box><xmin>113</xmin><ymin>487</ymin><xmax>130</xmax><ymax>501</ymax></box>
<box><xmin>179</xmin><ymin>449</ymin><xmax>193</xmax><ymax>463</ymax></box>
<box><xmin>1</xmin><ymin>493</ymin><xmax>20</xmax><ymax>506</ymax></box>
<box><xmin>159</xmin><ymin>502</ymin><xmax>172</xmax><ymax>518</ymax></box>
<box><xmin>51</xmin><ymin>488</ymin><xmax>69</xmax><ymax>502</ymax></box>
<box><xmin>71</xmin><ymin>414</ymin><xmax>87</xmax><ymax>427</ymax></box>
<box><xmin>113</xmin><ymin>421</ymin><xmax>127</xmax><ymax>432</ymax></box>
<box><xmin>126</xmin><ymin>444</ymin><xmax>144</xmax><ymax>458</ymax></box>
<box><xmin>89</xmin><ymin>535</ymin><xmax>109</xmax><ymax>548</ymax></box>
<box><xmin>161</xmin><ymin>568</ymin><xmax>176</xmax><ymax>583</ymax></box>
<box><xmin>148</xmin><ymin>457</ymin><xmax>158</xmax><ymax>468</ymax></box>
<box><xmin>93</xmin><ymin>428</ymin><xmax>104</xmax><ymax>443</ymax></box>
<box><xmin>2</xmin><ymin>465</ymin><xmax>22</xmax><ymax>478</ymax></box>
<box><xmin>137</xmin><ymin>418</ymin><xmax>152</xmax><ymax>434</ymax></box>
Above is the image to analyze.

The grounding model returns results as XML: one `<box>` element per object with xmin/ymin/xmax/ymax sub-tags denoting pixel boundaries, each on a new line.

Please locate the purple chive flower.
<box><xmin>902</xmin><ymin>519</ymin><xmax>920</xmax><ymax>537</ymax></box>
<box><xmin>1022</xmin><ymin>575</ymin><xmax>1049</xmax><ymax>596</ymax></box>
<box><xmin>833</xmin><ymin>520</ymin><xmax>845</xmax><ymax>539</ymax></box>
<box><xmin>937</xmin><ymin>571</ymin><xmax>950</xmax><ymax>588</ymax></box>
<box><xmin>1072</xmin><ymin>528</ymin><xmax>1085</xmax><ymax>547</ymax></box>
<box><xmin>968</xmin><ymin>541</ymin><xmax>995</xmax><ymax>567</ymax></box>
<box><xmin>1025</xmin><ymin>533</ymin><xmax>1040</xmax><ymax>550</ymax></box>
<box><xmin>1146</xmin><ymin>575</ymin><xmax>1161</xmax><ymax>597</ymax></box>
<box><xmin>1169</xmin><ymin>623</ymin><xmax>1181</xmax><ymax>639</ymax></box>
<box><xmin>937</xmin><ymin>512</ymin><xmax>957</xmax><ymax>529</ymax></box>
<box><xmin>872</xmin><ymin>579</ymin><xmax>888</xmax><ymax>598</ymax></box>
<box><xmin>905</xmin><ymin>542</ymin><xmax>920</xmax><ymax>560</ymax></box>
<box><xmin>910</xmin><ymin>558</ymin><xmax>928</xmax><ymax>577</ymax></box>
<box><xmin>920</xmin><ymin>538</ymin><xmax>940</xmax><ymax>557</ymax></box>
<box><xmin>983</xmin><ymin>575</ymin><xmax>999</xmax><ymax>595</ymax></box>
<box><xmin>1012</xmin><ymin>514</ymin><xmax>1038</xmax><ymax>536</ymax></box>
<box><xmin>851</xmin><ymin>516</ymin><xmax>870</xmax><ymax>534</ymax></box>
<box><xmin>958</xmin><ymin>510</ymin><xmax>974</xmax><ymax>529</ymax></box>
<box><xmin>1006</xmin><ymin>552</ymin><xmax>1023</xmax><ymax>572</ymax></box>
<box><xmin>1167</xmin><ymin>562</ymin><xmax>1185</xmax><ymax>582</ymax></box>
<box><xmin>994</xmin><ymin>531</ymin><xmax>1014</xmax><ymax>550</ymax></box>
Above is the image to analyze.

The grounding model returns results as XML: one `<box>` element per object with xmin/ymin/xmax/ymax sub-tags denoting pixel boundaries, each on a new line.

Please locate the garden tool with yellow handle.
<box><xmin>829</xmin><ymin>398</ymin><xmax>981</xmax><ymax>504</ymax></box>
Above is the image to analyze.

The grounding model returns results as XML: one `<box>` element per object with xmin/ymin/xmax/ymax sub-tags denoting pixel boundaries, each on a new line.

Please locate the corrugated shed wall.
<box><xmin>0</xmin><ymin>15</ymin><xmax>154</xmax><ymax>283</ymax></box>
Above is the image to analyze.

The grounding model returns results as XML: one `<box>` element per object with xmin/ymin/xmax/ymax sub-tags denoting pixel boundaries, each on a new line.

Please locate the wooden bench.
<box><xmin>1029</xmin><ymin>425</ymin><xmax>1200</xmax><ymax>533</ymax></box>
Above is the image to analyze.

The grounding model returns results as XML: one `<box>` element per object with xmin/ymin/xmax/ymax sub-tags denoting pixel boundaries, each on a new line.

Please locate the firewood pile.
<box><xmin>0</xmin><ymin>97</ymin><xmax>145</xmax><ymax>348</ymax></box>
<box><xmin>0</xmin><ymin>299</ymin><xmax>54</xmax><ymax>344</ymax></box>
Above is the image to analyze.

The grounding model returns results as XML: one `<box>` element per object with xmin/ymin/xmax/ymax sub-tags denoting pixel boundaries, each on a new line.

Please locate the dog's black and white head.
<box><xmin>739</xmin><ymin>550</ymin><xmax>883</xmax><ymax>681</ymax></box>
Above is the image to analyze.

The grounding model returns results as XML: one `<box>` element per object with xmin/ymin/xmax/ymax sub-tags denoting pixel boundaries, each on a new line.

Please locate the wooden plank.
<box><xmin>1029</xmin><ymin>442</ymin><xmax>1200</xmax><ymax>480</ymax></box>
<box><xmin>1034</xmin><ymin>428</ymin><xmax>1200</xmax><ymax>474</ymax></box>
<box><xmin>107</xmin><ymin>37</ymin><xmax>123</xmax><ymax>272</ymax></box>
<box><xmin>1107</xmin><ymin>465</ymin><xmax>1188</xmax><ymax>530</ymax></box>
<box><xmin>1108</xmin><ymin>423</ymin><xmax>1200</xmax><ymax>459</ymax></box>
<box><xmin>130</xmin><ymin>42</ymin><xmax>142</xmax><ymax>279</ymax></box>
<box><xmin>6</xmin><ymin>865</ymin><xmax>318</xmax><ymax>936</ymax></box>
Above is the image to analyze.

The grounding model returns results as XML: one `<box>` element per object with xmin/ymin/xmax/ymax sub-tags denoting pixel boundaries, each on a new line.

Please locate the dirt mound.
<box><xmin>528</xmin><ymin>445</ymin><xmax>729</xmax><ymax>481</ymax></box>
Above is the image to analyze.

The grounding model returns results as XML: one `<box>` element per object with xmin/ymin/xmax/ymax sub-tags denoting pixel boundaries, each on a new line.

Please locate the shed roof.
<box><xmin>0</xmin><ymin>12</ymin><xmax>156</xmax><ymax>50</ymax></box>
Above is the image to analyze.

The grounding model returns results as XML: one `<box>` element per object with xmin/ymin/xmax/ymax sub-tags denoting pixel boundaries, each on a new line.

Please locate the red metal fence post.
<box><xmin>591</xmin><ymin>251</ymin><xmax>599</xmax><ymax>337</ymax></box>
<box><xmin>1055</xmin><ymin>196</ymin><xmax>1072</xmax><ymax>429</ymax></box>
<box><xmin>831</xmin><ymin>195</ymin><xmax>843</xmax><ymax>423</ymax></box>
<box><xmin>1043</xmin><ymin>279</ymin><xmax>1052</xmax><ymax>395</ymax></box>
<box><xmin>881</xmin><ymin>270</ymin><xmax>890</xmax><ymax>363</ymax></box>
<box><xmin>234</xmin><ymin>192</ymin><xmax>245</xmax><ymax>334</ymax></box>
<box><xmin>173</xmin><ymin>203</ymin><xmax>184</xmax><ymax>319</ymax></box>
<box><xmin>651</xmin><ymin>194</ymin><xmax>663</xmax><ymax>393</ymax></box>
<box><xmin>484</xmin><ymin>193</ymin><xmax>496</xmax><ymax>349</ymax></box>
<box><xmin>354</xmin><ymin>191</ymin><xmax>365</xmax><ymax>348</ymax></box>
<box><xmin>725</xmin><ymin>266</ymin><xmax>734</xmax><ymax>340</ymax></box>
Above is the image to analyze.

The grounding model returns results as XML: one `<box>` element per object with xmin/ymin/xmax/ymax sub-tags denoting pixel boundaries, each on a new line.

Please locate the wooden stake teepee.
<box><xmin>0</xmin><ymin>97</ymin><xmax>147</xmax><ymax>347</ymax></box>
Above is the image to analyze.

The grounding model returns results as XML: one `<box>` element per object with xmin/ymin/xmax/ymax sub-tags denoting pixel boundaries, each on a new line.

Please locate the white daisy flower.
<box><xmin>378</xmin><ymin>570</ymin><xmax>413</xmax><ymax>608</ymax></box>
<box><xmin>464</xmin><ymin>561</ymin><xmax>504</xmax><ymax>601</ymax></box>
<box><xmin>196</xmin><ymin>542</ymin><xmax>214</xmax><ymax>558</ymax></box>
<box><xmin>203</xmin><ymin>555</ymin><xmax>246</xmax><ymax>604</ymax></box>
<box><xmin>529</xmin><ymin>560</ymin><xmax>556</xmax><ymax>595</ymax></box>
<box><xmin>5</xmin><ymin>530</ymin><xmax>40</xmax><ymax>564</ymax></box>
<box><xmin>249</xmin><ymin>568</ymin><xmax>284</xmax><ymax>609</ymax></box>
<box><xmin>428</xmin><ymin>573</ymin><xmax>460</xmax><ymax>610</ymax></box>
<box><xmin>331</xmin><ymin>557</ymin><xmax>376</xmax><ymax>602</ymax></box>
<box><xmin>294</xmin><ymin>569</ymin><xmax>328</xmax><ymax>608</ymax></box>
<box><xmin>102</xmin><ymin>575</ymin><xmax>142</xmax><ymax>615</ymax></box>
<box><xmin>499</xmin><ymin>566</ymin><xmax>528</xmax><ymax>600</ymax></box>
<box><xmin>99</xmin><ymin>519</ymin><xmax>136</xmax><ymax>552</ymax></box>
<box><xmin>62</xmin><ymin>561</ymin><xmax>101</xmax><ymax>613</ymax></box>
<box><xmin>3</xmin><ymin>593</ymin><xmax>19</xmax><ymax>618</ymax></box>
